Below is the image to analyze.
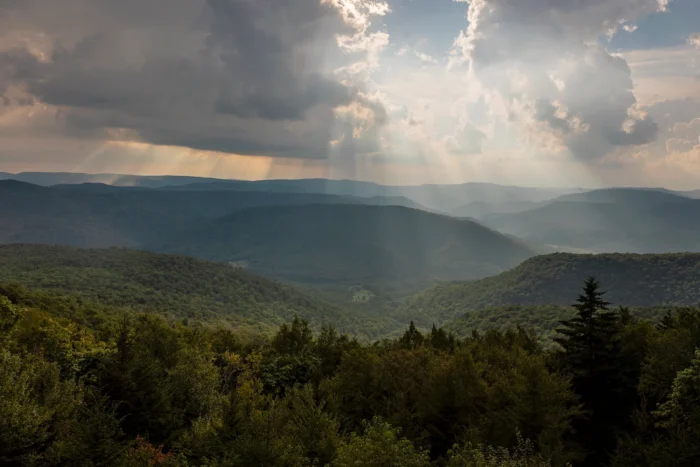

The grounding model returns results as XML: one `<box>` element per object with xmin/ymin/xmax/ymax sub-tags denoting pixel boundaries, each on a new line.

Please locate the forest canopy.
<box><xmin>1</xmin><ymin>278</ymin><xmax>700</xmax><ymax>466</ymax></box>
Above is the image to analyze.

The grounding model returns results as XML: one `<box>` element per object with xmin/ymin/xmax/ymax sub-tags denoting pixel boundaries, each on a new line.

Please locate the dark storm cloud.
<box><xmin>0</xmin><ymin>0</ymin><xmax>387</xmax><ymax>158</ymax></box>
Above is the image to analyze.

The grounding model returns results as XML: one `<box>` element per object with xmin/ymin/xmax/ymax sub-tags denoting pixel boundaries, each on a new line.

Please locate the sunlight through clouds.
<box><xmin>0</xmin><ymin>0</ymin><xmax>698</xmax><ymax>187</ymax></box>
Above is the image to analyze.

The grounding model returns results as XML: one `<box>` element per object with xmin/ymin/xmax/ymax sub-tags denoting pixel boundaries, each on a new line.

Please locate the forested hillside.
<box><xmin>0</xmin><ymin>180</ymin><xmax>383</xmax><ymax>248</ymax></box>
<box><xmin>443</xmin><ymin>304</ymin><xmax>673</xmax><ymax>342</ymax></box>
<box><xmin>483</xmin><ymin>188</ymin><xmax>700</xmax><ymax>252</ymax></box>
<box><xmin>401</xmin><ymin>252</ymin><xmax>700</xmax><ymax>323</ymax></box>
<box><xmin>2</xmin><ymin>277</ymin><xmax>700</xmax><ymax>466</ymax></box>
<box><xmin>0</xmin><ymin>244</ymin><xmax>395</xmax><ymax>338</ymax></box>
<box><xmin>150</xmin><ymin>204</ymin><xmax>537</xmax><ymax>285</ymax></box>
<box><xmin>0</xmin><ymin>181</ymin><xmax>536</xmax><ymax>290</ymax></box>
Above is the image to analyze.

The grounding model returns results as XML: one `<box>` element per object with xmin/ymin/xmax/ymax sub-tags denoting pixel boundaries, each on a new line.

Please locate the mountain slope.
<box><xmin>0</xmin><ymin>180</ymin><xmax>420</xmax><ymax>248</ymax></box>
<box><xmin>0</xmin><ymin>180</ymin><xmax>180</xmax><ymax>247</ymax></box>
<box><xmin>450</xmin><ymin>200</ymin><xmax>544</xmax><ymax>219</ymax></box>
<box><xmin>400</xmin><ymin>252</ymin><xmax>700</xmax><ymax>323</ymax></box>
<box><xmin>482</xmin><ymin>188</ymin><xmax>700</xmax><ymax>252</ymax></box>
<box><xmin>150</xmin><ymin>204</ymin><xmax>538</xmax><ymax>285</ymax></box>
<box><xmin>0</xmin><ymin>244</ymin><xmax>392</xmax><ymax>337</ymax></box>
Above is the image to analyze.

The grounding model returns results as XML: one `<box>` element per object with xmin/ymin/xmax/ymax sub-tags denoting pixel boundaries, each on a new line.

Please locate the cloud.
<box><xmin>452</xmin><ymin>0</ymin><xmax>667</xmax><ymax>161</ymax></box>
<box><xmin>445</xmin><ymin>122</ymin><xmax>486</xmax><ymax>155</ymax></box>
<box><xmin>0</xmin><ymin>0</ymin><xmax>390</xmax><ymax>159</ymax></box>
<box><xmin>689</xmin><ymin>33</ymin><xmax>700</xmax><ymax>49</ymax></box>
<box><xmin>394</xmin><ymin>46</ymin><xmax>437</xmax><ymax>64</ymax></box>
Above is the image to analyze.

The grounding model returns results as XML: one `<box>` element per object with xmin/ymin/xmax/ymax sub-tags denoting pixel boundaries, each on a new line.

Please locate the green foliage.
<box><xmin>323</xmin><ymin>333</ymin><xmax>578</xmax><ymax>462</ymax></box>
<box><xmin>638</xmin><ymin>307</ymin><xmax>700</xmax><ymax>405</ymax></box>
<box><xmin>0</xmin><ymin>350</ymin><xmax>80</xmax><ymax>464</ymax></box>
<box><xmin>402</xmin><ymin>253</ymin><xmax>700</xmax><ymax>324</ymax></box>
<box><xmin>399</xmin><ymin>321</ymin><xmax>425</xmax><ymax>349</ymax></box>
<box><xmin>3</xmin><ymin>277</ymin><xmax>700</xmax><ymax>467</ymax></box>
<box><xmin>554</xmin><ymin>278</ymin><xmax>631</xmax><ymax>466</ymax></box>
<box><xmin>613</xmin><ymin>348</ymin><xmax>700</xmax><ymax>467</ymax></box>
<box><xmin>332</xmin><ymin>417</ymin><xmax>430</xmax><ymax>467</ymax></box>
<box><xmin>0</xmin><ymin>244</ymin><xmax>388</xmax><ymax>339</ymax></box>
<box><xmin>446</xmin><ymin>305</ymin><xmax>672</xmax><ymax>346</ymax></box>
<box><xmin>0</xmin><ymin>295</ymin><xmax>22</xmax><ymax>339</ymax></box>
<box><xmin>447</xmin><ymin>433</ymin><xmax>562</xmax><ymax>466</ymax></box>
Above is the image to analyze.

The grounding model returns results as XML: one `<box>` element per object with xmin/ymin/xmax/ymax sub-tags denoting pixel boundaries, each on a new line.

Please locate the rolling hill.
<box><xmin>482</xmin><ymin>188</ymin><xmax>700</xmax><ymax>252</ymax></box>
<box><xmin>450</xmin><ymin>200</ymin><xmax>544</xmax><ymax>219</ymax></box>
<box><xmin>399</xmin><ymin>252</ymin><xmax>700</xmax><ymax>324</ymax></box>
<box><xmin>0</xmin><ymin>180</ymin><xmax>422</xmax><ymax>248</ymax></box>
<box><xmin>0</xmin><ymin>181</ymin><xmax>539</xmax><ymax>289</ymax></box>
<box><xmin>1</xmin><ymin>171</ymin><xmax>582</xmax><ymax>211</ymax></box>
<box><xmin>0</xmin><ymin>180</ymin><xmax>178</xmax><ymax>247</ymax></box>
<box><xmin>0</xmin><ymin>244</ymin><xmax>395</xmax><ymax>338</ymax></box>
<box><xmin>149</xmin><ymin>203</ymin><xmax>538</xmax><ymax>286</ymax></box>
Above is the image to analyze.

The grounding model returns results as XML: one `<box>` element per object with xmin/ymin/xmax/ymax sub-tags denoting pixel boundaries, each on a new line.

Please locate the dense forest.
<box><xmin>443</xmin><ymin>305</ymin><xmax>673</xmax><ymax>343</ymax></box>
<box><xmin>401</xmin><ymin>252</ymin><xmax>700</xmax><ymax>323</ymax></box>
<box><xmin>2</xmin><ymin>276</ymin><xmax>700</xmax><ymax>466</ymax></box>
<box><xmin>5</xmin><ymin>245</ymin><xmax>700</xmax><ymax>342</ymax></box>
<box><xmin>0</xmin><ymin>244</ymin><xmax>399</xmax><ymax>340</ymax></box>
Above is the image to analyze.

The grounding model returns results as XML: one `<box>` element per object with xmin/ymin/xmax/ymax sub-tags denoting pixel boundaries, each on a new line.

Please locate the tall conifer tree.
<box><xmin>555</xmin><ymin>277</ymin><xmax>627</xmax><ymax>466</ymax></box>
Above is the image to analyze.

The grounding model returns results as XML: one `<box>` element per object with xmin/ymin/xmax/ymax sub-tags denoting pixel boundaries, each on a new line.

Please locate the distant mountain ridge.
<box><xmin>1</xmin><ymin>172</ymin><xmax>230</xmax><ymax>188</ymax></box>
<box><xmin>482</xmin><ymin>188</ymin><xmax>700</xmax><ymax>253</ymax></box>
<box><xmin>399</xmin><ymin>252</ymin><xmax>700</xmax><ymax>323</ymax></box>
<box><xmin>0</xmin><ymin>171</ymin><xmax>583</xmax><ymax>211</ymax></box>
<box><xmin>0</xmin><ymin>180</ymin><xmax>415</xmax><ymax>247</ymax></box>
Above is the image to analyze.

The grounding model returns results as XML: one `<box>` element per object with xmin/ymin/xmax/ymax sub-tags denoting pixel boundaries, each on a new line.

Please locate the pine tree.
<box><xmin>555</xmin><ymin>277</ymin><xmax>628</xmax><ymax>466</ymax></box>
<box><xmin>657</xmin><ymin>309</ymin><xmax>675</xmax><ymax>330</ymax></box>
<box><xmin>428</xmin><ymin>324</ymin><xmax>455</xmax><ymax>352</ymax></box>
<box><xmin>399</xmin><ymin>321</ymin><xmax>424</xmax><ymax>349</ymax></box>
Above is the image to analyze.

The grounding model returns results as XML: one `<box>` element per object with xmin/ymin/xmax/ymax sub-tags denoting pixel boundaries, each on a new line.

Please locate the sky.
<box><xmin>0</xmin><ymin>0</ymin><xmax>700</xmax><ymax>188</ymax></box>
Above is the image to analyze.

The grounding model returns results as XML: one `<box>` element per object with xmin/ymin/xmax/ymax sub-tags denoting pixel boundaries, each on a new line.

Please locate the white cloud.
<box><xmin>451</xmin><ymin>0</ymin><xmax>667</xmax><ymax>162</ymax></box>
<box><xmin>689</xmin><ymin>33</ymin><xmax>700</xmax><ymax>49</ymax></box>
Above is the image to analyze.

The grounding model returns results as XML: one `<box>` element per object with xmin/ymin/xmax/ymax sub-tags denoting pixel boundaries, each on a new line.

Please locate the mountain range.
<box><xmin>0</xmin><ymin>180</ymin><xmax>538</xmax><ymax>290</ymax></box>
<box><xmin>3</xmin><ymin>172</ymin><xmax>700</xmax><ymax>313</ymax></box>
<box><xmin>0</xmin><ymin>171</ymin><xmax>582</xmax><ymax>212</ymax></box>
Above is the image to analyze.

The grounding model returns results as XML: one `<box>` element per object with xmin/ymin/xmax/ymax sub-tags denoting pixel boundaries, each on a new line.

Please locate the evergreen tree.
<box><xmin>555</xmin><ymin>277</ymin><xmax>628</xmax><ymax>466</ymax></box>
<box><xmin>657</xmin><ymin>310</ymin><xmax>675</xmax><ymax>330</ymax></box>
<box><xmin>271</xmin><ymin>315</ymin><xmax>314</xmax><ymax>355</ymax></box>
<box><xmin>428</xmin><ymin>324</ymin><xmax>455</xmax><ymax>352</ymax></box>
<box><xmin>399</xmin><ymin>321</ymin><xmax>424</xmax><ymax>349</ymax></box>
